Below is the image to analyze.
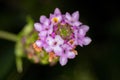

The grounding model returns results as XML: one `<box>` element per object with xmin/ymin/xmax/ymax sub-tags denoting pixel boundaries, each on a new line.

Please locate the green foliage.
<box><xmin>15</xmin><ymin>16</ymin><xmax>34</xmax><ymax>73</ymax></box>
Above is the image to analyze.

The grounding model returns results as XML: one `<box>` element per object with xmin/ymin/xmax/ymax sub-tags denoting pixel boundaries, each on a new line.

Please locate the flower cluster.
<box><xmin>34</xmin><ymin>8</ymin><xmax>91</xmax><ymax>66</ymax></box>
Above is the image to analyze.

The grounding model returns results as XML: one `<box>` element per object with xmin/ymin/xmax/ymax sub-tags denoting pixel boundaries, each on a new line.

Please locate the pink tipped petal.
<box><xmin>46</xmin><ymin>36</ymin><xmax>54</xmax><ymax>46</ymax></box>
<box><xmin>34</xmin><ymin>23</ymin><xmax>42</xmax><ymax>32</ymax></box>
<box><xmin>35</xmin><ymin>40</ymin><xmax>43</xmax><ymax>47</ymax></box>
<box><xmin>83</xmin><ymin>37</ymin><xmax>92</xmax><ymax>45</ymax></box>
<box><xmin>55</xmin><ymin>52</ymin><xmax>62</xmax><ymax>56</ymax></box>
<box><xmin>57</xmin><ymin>15</ymin><xmax>62</xmax><ymax>22</ymax></box>
<box><xmin>62</xmin><ymin>44</ymin><xmax>72</xmax><ymax>50</ymax></box>
<box><xmin>39</xmin><ymin>31</ymin><xmax>47</xmax><ymax>37</ymax></box>
<box><xmin>78</xmin><ymin>39</ymin><xmax>83</xmax><ymax>47</ymax></box>
<box><xmin>60</xmin><ymin>56</ymin><xmax>68</xmax><ymax>66</ymax></box>
<box><xmin>48</xmin><ymin>26</ymin><xmax>53</xmax><ymax>34</ymax></box>
<box><xmin>73</xmin><ymin>21</ymin><xmax>81</xmax><ymax>26</ymax></box>
<box><xmin>53</xmin><ymin>46</ymin><xmax>63</xmax><ymax>56</ymax></box>
<box><xmin>74</xmin><ymin>39</ymin><xmax>78</xmax><ymax>45</ymax></box>
<box><xmin>40</xmin><ymin>15</ymin><xmax>47</xmax><ymax>23</ymax></box>
<box><xmin>79</xmin><ymin>28</ymin><xmax>86</xmax><ymax>37</ymax></box>
<box><xmin>54</xmin><ymin>8</ymin><xmax>61</xmax><ymax>15</ymax></box>
<box><xmin>55</xmin><ymin>35</ymin><xmax>64</xmax><ymax>45</ymax></box>
<box><xmin>72</xmin><ymin>11</ymin><xmax>79</xmax><ymax>21</ymax></box>
<box><xmin>44</xmin><ymin>46</ymin><xmax>52</xmax><ymax>52</ymax></box>
<box><xmin>81</xmin><ymin>25</ymin><xmax>89</xmax><ymax>32</ymax></box>
<box><xmin>67</xmin><ymin>51</ymin><xmax>75</xmax><ymax>59</ymax></box>
<box><xmin>44</xmin><ymin>19</ymin><xmax>50</xmax><ymax>26</ymax></box>
<box><xmin>65</xmin><ymin>12</ymin><xmax>72</xmax><ymax>21</ymax></box>
<box><xmin>74</xmin><ymin>29</ymin><xmax>79</xmax><ymax>38</ymax></box>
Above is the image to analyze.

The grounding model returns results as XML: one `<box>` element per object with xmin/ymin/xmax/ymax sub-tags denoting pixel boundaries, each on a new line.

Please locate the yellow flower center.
<box><xmin>52</xmin><ymin>17</ymin><xmax>59</xmax><ymax>23</ymax></box>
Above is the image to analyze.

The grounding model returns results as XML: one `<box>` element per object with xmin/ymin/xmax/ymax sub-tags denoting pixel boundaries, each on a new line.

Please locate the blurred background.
<box><xmin>0</xmin><ymin>0</ymin><xmax>120</xmax><ymax>80</ymax></box>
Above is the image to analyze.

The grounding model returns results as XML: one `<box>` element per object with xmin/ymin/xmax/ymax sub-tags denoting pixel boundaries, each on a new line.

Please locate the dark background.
<box><xmin>0</xmin><ymin>0</ymin><xmax>120</xmax><ymax>80</ymax></box>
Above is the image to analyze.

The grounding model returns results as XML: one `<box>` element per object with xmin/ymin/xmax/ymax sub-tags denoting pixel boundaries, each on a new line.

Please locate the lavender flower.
<box><xmin>77</xmin><ymin>25</ymin><xmax>91</xmax><ymax>47</ymax></box>
<box><xmin>50</xmin><ymin>8</ymin><xmax>62</xmax><ymax>25</ymax></box>
<box><xmin>65</xmin><ymin>11</ymin><xmax>82</xmax><ymax>26</ymax></box>
<box><xmin>46</xmin><ymin>35</ymin><xmax>64</xmax><ymax>56</ymax></box>
<box><xmin>33</xmin><ymin>8</ymin><xmax>92</xmax><ymax>66</ymax></box>
<box><xmin>59</xmin><ymin>43</ymin><xmax>76</xmax><ymax>66</ymax></box>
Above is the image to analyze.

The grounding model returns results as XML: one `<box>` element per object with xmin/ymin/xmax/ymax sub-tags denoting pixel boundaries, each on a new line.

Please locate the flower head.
<box><xmin>33</xmin><ymin>8</ymin><xmax>92</xmax><ymax>66</ymax></box>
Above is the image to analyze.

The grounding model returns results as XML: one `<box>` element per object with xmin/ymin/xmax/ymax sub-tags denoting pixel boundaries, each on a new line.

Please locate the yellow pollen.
<box><xmin>52</xmin><ymin>17</ymin><xmax>58</xmax><ymax>23</ymax></box>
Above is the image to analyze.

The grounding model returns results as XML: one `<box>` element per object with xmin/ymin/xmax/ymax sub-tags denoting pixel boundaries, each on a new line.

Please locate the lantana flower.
<box><xmin>33</xmin><ymin>8</ymin><xmax>92</xmax><ymax>66</ymax></box>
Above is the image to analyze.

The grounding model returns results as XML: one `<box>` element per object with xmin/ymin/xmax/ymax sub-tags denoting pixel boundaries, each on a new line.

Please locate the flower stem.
<box><xmin>0</xmin><ymin>31</ymin><xmax>18</xmax><ymax>42</ymax></box>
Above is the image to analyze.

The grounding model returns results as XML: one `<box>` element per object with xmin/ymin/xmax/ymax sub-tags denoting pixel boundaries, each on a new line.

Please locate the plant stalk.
<box><xmin>0</xmin><ymin>31</ymin><xmax>17</xmax><ymax>42</ymax></box>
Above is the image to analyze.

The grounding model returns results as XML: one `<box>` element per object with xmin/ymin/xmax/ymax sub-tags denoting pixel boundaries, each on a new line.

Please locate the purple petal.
<box><xmin>65</xmin><ymin>12</ymin><xmax>72</xmax><ymax>21</ymax></box>
<box><xmin>56</xmin><ymin>15</ymin><xmax>62</xmax><ymax>22</ymax></box>
<box><xmin>74</xmin><ymin>39</ymin><xmax>78</xmax><ymax>45</ymax></box>
<box><xmin>35</xmin><ymin>40</ymin><xmax>43</xmax><ymax>47</ymax></box>
<box><xmin>67</xmin><ymin>39</ymin><xmax>76</xmax><ymax>48</ymax></box>
<box><xmin>62</xmin><ymin>44</ymin><xmax>72</xmax><ymax>51</ymax></box>
<box><xmin>55</xmin><ymin>35</ymin><xmax>64</xmax><ymax>45</ymax></box>
<box><xmin>72</xmin><ymin>11</ymin><xmax>79</xmax><ymax>21</ymax></box>
<box><xmin>38</xmin><ymin>31</ymin><xmax>47</xmax><ymax>38</ymax></box>
<box><xmin>79</xmin><ymin>28</ymin><xmax>86</xmax><ymax>37</ymax></box>
<box><xmin>78</xmin><ymin>39</ymin><xmax>83</xmax><ymax>47</ymax></box>
<box><xmin>74</xmin><ymin>29</ymin><xmax>79</xmax><ymax>38</ymax></box>
<box><xmin>53</xmin><ymin>46</ymin><xmax>63</xmax><ymax>56</ymax></box>
<box><xmin>83</xmin><ymin>37</ymin><xmax>92</xmax><ymax>45</ymax></box>
<box><xmin>44</xmin><ymin>45</ymin><xmax>52</xmax><ymax>52</ymax></box>
<box><xmin>66</xmin><ymin>51</ymin><xmax>75</xmax><ymax>59</ymax></box>
<box><xmin>59</xmin><ymin>56</ymin><xmax>68</xmax><ymax>66</ymax></box>
<box><xmin>73</xmin><ymin>21</ymin><xmax>81</xmax><ymax>26</ymax></box>
<box><xmin>48</xmin><ymin>24</ymin><xmax>53</xmax><ymax>34</ymax></box>
<box><xmin>46</xmin><ymin>36</ymin><xmax>54</xmax><ymax>46</ymax></box>
<box><xmin>40</xmin><ymin>15</ymin><xmax>47</xmax><ymax>23</ymax></box>
<box><xmin>43</xmin><ymin>19</ymin><xmax>50</xmax><ymax>26</ymax></box>
<box><xmin>54</xmin><ymin>8</ymin><xmax>61</xmax><ymax>15</ymax></box>
<box><xmin>80</xmin><ymin>25</ymin><xmax>89</xmax><ymax>32</ymax></box>
<box><xmin>34</xmin><ymin>23</ymin><xmax>42</xmax><ymax>32</ymax></box>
